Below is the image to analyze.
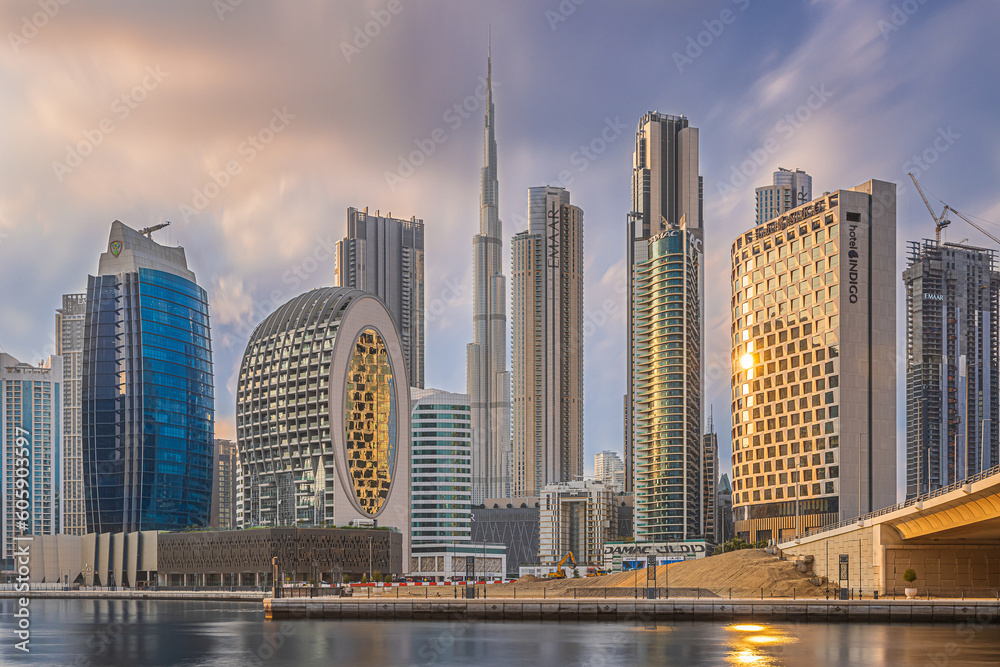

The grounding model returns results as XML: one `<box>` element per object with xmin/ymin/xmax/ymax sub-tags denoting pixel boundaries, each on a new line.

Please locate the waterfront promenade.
<box><xmin>264</xmin><ymin>596</ymin><xmax>1000</xmax><ymax>624</ymax></box>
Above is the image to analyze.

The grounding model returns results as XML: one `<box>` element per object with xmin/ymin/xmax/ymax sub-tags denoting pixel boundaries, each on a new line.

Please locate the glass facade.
<box><xmin>345</xmin><ymin>328</ymin><xmax>398</xmax><ymax>515</ymax></box>
<box><xmin>83</xmin><ymin>267</ymin><xmax>213</xmax><ymax>532</ymax></box>
<box><xmin>1</xmin><ymin>356</ymin><xmax>62</xmax><ymax>560</ymax></box>
<box><xmin>409</xmin><ymin>391</ymin><xmax>472</xmax><ymax>544</ymax></box>
<box><xmin>633</xmin><ymin>229</ymin><xmax>702</xmax><ymax>543</ymax></box>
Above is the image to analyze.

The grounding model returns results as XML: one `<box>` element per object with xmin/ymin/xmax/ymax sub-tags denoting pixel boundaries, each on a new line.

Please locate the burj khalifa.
<box><xmin>467</xmin><ymin>37</ymin><xmax>511</xmax><ymax>504</ymax></box>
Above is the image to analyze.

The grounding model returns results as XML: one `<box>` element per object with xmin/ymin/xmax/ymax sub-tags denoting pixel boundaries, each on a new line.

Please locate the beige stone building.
<box><xmin>511</xmin><ymin>186</ymin><xmax>584</xmax><ymax>498</ymax></box>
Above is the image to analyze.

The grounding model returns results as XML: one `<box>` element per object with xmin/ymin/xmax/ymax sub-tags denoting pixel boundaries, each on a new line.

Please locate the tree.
<box><xmin>711</xmin><ymin>538</ymin><xmax>768</xmax><ymax>556</ymax></box>
<box><xmin>903</xmin><ymin>569</ymin><xmax>917</xmax><ymax>584</ymax></box>
<box><xmin>361</xmin><ymin>573</ymin><xmax>369</xmax><ymax>584</ymax></box>
<box><xmin>342</xmin><ymin>574</ymin><xmax>352</xmax><ymax>584</ymax></box>
<box><xmin>572</xmin><ymin>568</ymin><xmax>581</xmax><ymax>578</ymax></box>
<box><xmin>373</xmin><ymin>570</ymin><xmax>383</xmax><ymax>583</ymax></box>
<box><xmin>383</xmin><ymin>574</ymin><xmax>392</xmax><ymax>584</ymax></box>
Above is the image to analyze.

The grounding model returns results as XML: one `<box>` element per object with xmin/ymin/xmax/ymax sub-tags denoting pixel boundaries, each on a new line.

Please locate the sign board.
<box><xmin>465</xmin><ymin>556</ymin><xmax>475</xmax><ymax>599</ymax></box>
<box><xmin>603</xmin><ymin>541</ymin><xmax>710</xmax><ymax>572</ymax></box>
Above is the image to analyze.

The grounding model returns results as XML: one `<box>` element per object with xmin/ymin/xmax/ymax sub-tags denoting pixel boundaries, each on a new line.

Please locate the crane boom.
<box><xmin>943</xmin><ymin>206</ymin><xmax>1000</xmax><ymax>248</ymax></box>
<box><xmin>138</xmin><ymin>221</ymin><xmax>171</xmax><ymax>239</ymax></box>
<box><xmin>908</xmin><ymin>172</ymin><xmax>950</xmax><ymax>243</ymax></box>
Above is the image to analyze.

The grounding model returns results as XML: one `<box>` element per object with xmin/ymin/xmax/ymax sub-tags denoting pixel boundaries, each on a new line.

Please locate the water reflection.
<box><xmin>1</xmin><ymin>600</ymin><xmax>997</xmax><ymax>666</ymax></box>
<box><xmin>726</xmin><ymin>622</ymin><xmax>795</xmax><ymax>665</ymax></box>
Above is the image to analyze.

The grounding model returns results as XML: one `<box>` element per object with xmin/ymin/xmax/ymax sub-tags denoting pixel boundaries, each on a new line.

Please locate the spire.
<box><xmin>488</xmin><ymin>24</ymin><xmax>491</xmax><ymax>83</ymax></box>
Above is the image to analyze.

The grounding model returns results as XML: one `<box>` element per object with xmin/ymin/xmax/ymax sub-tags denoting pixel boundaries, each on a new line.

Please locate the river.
<box><xmin>2</xmin><ymin>599</ymin><xmax>999</xmax><ymax>665</ymax></box>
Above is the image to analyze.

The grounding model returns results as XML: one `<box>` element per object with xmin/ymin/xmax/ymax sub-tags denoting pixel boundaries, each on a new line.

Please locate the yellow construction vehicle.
<box><xmin>547</xmin><ymin>552</ymin><xmax>577</xmax><ymax>579</ymax></box>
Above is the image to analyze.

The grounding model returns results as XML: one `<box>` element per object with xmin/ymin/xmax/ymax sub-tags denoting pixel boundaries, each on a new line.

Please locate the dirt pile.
<box><xmin>555</xmin><ymin>549</ymin><xmax>833</xmax><ymax>597</ymax></box>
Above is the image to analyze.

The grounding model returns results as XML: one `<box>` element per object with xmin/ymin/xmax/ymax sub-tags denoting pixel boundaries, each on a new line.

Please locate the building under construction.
<box><xmin>904</xmin><ymin>239</ymin><xmax>1000</xmax><ymax>498</ymax></box>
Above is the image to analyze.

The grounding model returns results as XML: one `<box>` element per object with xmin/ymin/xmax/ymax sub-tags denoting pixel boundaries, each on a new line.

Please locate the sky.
<box><xmin>2</xmin><ymin>0</ymin><xmax>999</xmax><ymax>501</ymax></box>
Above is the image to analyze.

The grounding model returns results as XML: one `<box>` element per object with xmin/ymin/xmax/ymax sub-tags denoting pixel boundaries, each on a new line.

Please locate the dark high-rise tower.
<box><xmin>335</xmin><ymin>206</ymin><xmax>425</xmax><ymax>388</ymax></box>
<box><xmin>904</xmin><ymin>240</ymin><xmax>999</xmax><ymax>497</ymax></box>
<box><xmin>83</xmin><ymin>221</ymin><xmax>214</xmax><ymax>534</ymax></box>
<box><xmin>467</xmin><ymin>35</ymin><xmax>511</xmax><ymax>503</ymax></box>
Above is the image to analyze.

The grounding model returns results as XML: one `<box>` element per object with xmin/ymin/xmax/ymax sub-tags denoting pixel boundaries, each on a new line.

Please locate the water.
<box><xmin>2</xmin><ymin>599</ymin><xmax>999</xmax><ymax>666</ymax></box>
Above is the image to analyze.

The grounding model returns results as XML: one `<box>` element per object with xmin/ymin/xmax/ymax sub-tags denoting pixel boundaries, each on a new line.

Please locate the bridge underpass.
<box><xmin>778</xmin><ymin>465</ymin><xmax>1000</xmax><ymax>597</ymax></box>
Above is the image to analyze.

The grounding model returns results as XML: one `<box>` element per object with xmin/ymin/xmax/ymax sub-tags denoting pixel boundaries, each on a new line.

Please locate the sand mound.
<box><xmin>556</xmin><ymin>549</ymin><xmax>833</xmax><ymax>597</ymax></box>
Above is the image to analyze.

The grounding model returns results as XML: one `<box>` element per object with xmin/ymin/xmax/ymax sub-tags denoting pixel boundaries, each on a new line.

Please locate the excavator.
<box><xmin>547</xmin><ymin>552</ymin><xmax>577</xmax><ymax>579</ymax></box>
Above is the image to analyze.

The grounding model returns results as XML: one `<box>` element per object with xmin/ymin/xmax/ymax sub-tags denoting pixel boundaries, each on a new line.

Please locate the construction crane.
<box><xmin>138</xmin><ymin>222</ymin><xmax>171</xmax><ymax>239</ymax></box>
<box><xmin>942</xmin><ymin>206</ymin><xmax>1000</xmax><ymax>248</ymax></box>
<box><xmin>909</xmin><ymin>173</ymin><xmax>1000</xmax><ymax>248</ymax></box>
<box><xmin>908</xmin><ymin>172</ymin><xmax>950</xmax><ymax>243</ymax></box>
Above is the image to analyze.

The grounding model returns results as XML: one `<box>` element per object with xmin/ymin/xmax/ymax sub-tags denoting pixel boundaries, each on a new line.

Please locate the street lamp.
<box><xmin>368</xmin><ymin>536</ymin><xmax>373</xmax><ymax>583</ymax></box>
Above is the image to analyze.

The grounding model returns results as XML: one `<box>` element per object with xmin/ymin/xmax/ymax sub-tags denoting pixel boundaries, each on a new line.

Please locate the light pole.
<box><xmin>368</xmin><ymin>536</ymin><xmax>373</xmax><ymax>583</ymax></box>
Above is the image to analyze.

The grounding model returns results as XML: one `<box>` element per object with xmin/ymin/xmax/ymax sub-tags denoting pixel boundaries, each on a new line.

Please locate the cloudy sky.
<box><xmin>2</xmin><ymin>0</ymin><xmax>999</xmax><ymax>499</ymax></box>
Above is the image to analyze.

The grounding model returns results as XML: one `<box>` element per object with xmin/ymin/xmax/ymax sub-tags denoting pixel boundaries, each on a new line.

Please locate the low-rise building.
<box><xmin>538</xmin><ymin>480</ymin><xmax>616</xmax><ymax>567</ymax></box>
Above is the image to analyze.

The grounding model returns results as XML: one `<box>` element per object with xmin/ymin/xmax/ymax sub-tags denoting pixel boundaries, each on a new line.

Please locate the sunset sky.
<box><xmin>2</xmin><ymin>0</ymin><xmax>999</xmax><ymax>499</ymax></box>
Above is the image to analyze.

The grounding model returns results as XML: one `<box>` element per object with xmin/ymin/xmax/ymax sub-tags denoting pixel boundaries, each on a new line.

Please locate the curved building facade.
<box><xmin>83</xmin><ymin>221</ymin><xmax>214</xmax><ymax>533</ymax></box>
<box><xmin>236</xmin><ymin>288</ymin><xmax>409</xmax><ymax>556</ymax></box>
<box><xmin>633</xmin><ymin>228</ymin><xmax>703</xmax><ymax>543</ymax></box>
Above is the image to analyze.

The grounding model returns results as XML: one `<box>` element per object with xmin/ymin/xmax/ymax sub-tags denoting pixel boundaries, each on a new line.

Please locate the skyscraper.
<box><xmin>633</xmin><ymin>224</ymin><xmax>704</xmax><ymax>542</ymax></box>
<box><xmin>211</xmin><ymin>438</ymin><xmax>238</xmax><ymax>529</ymax></box>
<box><xmin>755</xmin><ymin>168</ymin><xmax>813</xmax><ymax>226</ymax></box>
<box><xmin>703</xmin><ymin>414</ymin><xmax>719</xmax><ymax>543</ymax></box>
<box><xmin>594</xmin><ymin>450</ymin><xmax>625</xmax><ymax>492</ymax></box>
<box><xmin>627</xmin><ymin>112</ymin><xmax>704</xmax><ymax>542</ymax></box>
<box><xmin>1</xmin><ymin>354</ymin><xmax>63</xmax><ymax>560</ymax></box>
<box><xmin>236</xmin><ymin>287</ymin><xmax>411</xmax><ymax>559</ymax></box>
<box><xmin>729</xmin><ymin>181</ymin><xmax>897</xmax><ymax>543</ymax></box>
<box><xmin>511</xmin><ymin>186</ymin><xmax>584</xmax><ymax>498</ymax></box>
<box><xmin>55</xmin><ymin>293</ymin><xmax>86</xmax><ymax>536</ymax></box>
<box><xmin>335</xmin><ymin>207</ymin><xmax>425</xmax><ymax>388</ymax></box>
<box><xmin>83</xmin><ymin>221</ymin><xmax>214</xmax><ymax>533</ymax></box>
<box><xmin>467</xmin><ymin>42</ymin><xmax>511</xmax><ymax>503</ymax></box>
<box><xmin>904</xmin><ymin>240</ymin><xmax>999</xmax><ymax>498</ymax></box>
<box><xmin>410</xmin><ymin>388</ymin><xmax>472</xmax><ymax>544</ymax></box>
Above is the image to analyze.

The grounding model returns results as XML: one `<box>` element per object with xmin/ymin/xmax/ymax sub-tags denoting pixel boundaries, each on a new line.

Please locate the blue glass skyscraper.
<box><xmin>83</xmin><ymin>221</ymin><xmax>213</xmax><ymax>533</ymax></box>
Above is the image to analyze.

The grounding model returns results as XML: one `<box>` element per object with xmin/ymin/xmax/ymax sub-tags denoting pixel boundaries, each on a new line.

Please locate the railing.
<box><xmin>801</xmin><ymin>462</ymin><xmax>1000</xmax><ymax>539</ymax></box>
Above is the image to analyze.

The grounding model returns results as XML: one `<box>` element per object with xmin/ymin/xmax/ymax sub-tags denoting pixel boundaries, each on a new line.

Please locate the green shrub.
<box><xmin>903</xmin><ymin>569</ymin><xmax>917</xmax><ymax>583</ymax></box>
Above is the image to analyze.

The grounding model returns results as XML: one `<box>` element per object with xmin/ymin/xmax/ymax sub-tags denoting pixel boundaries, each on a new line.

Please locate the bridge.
<box><xmin>779</xmin><ymin>464</ymin><xmax>1000</xmax><ymax>596</ymax></box>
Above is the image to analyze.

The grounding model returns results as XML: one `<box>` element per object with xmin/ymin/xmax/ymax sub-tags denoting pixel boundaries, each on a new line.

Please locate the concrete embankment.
<box><xmin>264</xmin><ymin>597</ymin><xmax>1000</xmax><ymax>624</ymax></box>
<box><xmin>0</xmin><ymin>590</ymin><xmax>265</xmax><ymax>601</ymax></box>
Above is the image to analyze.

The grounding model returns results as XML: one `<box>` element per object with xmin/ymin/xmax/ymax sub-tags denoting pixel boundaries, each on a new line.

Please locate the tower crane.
<box><xmin>942</xmin><ymin>206</ymin><xmax>1000</xmax><ymax>248</ymax></box>
<box><xmin>909</xmin><ymin>173</ymin><xmax>1000</xmax><ymax>248</ymax></box>
<box><xmin>137</xmin><ymin>221</ymin><xmax>171</xmax><ymax>239</ymax></box>
<box><xmin>908</xmin><ymin>172</ymin><xmax>950</xmax><ymax>243</ymax></box>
